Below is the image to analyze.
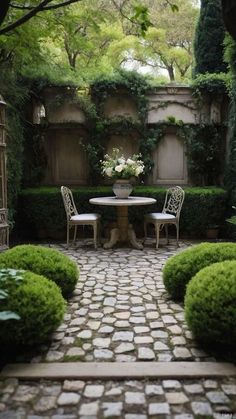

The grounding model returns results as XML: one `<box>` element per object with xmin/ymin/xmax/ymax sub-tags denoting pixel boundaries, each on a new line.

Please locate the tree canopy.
<box><xmin>0</xmin><ymin>0</ymin><xmax>199</xmax><ymax>84</ymax></box>
<box><xmin>127</xmin><ymin>0</ymin><xmax>198</xmax><ymax>81</ymax></box>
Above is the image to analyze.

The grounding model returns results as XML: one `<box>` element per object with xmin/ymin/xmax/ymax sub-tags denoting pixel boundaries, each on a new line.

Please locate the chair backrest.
<box><xmin>61</xmin><ymin>186</ymin><xmax>78</xmax><ymax>220</ymax></box>
<box><xmin>162</xmin><ymin>186</ymin><xmax>185</xmax><ymax>219</ymax></box>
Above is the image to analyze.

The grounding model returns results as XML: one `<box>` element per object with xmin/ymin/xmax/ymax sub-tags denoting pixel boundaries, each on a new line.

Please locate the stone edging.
<box><xmin>1</xmin><ymin>362</ymin><xmax>236</xmax><ymax>380</ymax></box>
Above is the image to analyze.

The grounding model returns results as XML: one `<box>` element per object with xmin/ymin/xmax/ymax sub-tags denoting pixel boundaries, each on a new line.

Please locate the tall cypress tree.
<box><xmin>194</xmin><ymin>0</ymin><xmax>227</xmax><ymax>75</ymax></box>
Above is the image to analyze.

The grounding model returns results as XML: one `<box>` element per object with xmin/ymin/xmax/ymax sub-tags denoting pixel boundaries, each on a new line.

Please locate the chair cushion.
<box><xmin>71</xmin><ymin>213</ymin><xmax>100</xmax><ymax>221</ymax></box>
<box><xmin>145</xmin><ymin>212</ymin><xmax>176</xmax><ymax>221</ymax></box>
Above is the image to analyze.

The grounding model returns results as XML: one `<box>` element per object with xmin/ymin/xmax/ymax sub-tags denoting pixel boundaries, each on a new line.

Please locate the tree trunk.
<box><xmin>167</xmin><ymin>65</ymin><xmax>175</xmax><ymax>81</ymax></box>
<box><xmin>0</xmin><ymin>0</ymin><xmax>11</xmax><ymax>27</ymax></box>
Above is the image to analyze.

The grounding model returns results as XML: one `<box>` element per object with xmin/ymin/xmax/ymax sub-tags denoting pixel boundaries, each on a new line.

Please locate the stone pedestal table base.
<box><xmin>89</xmin><ymin>196</ymin><xmax>156</xmax><ymax>250</ymax></box>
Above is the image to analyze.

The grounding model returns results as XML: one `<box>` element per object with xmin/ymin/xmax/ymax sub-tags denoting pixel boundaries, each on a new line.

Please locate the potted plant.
<box><xmin>101</xmin><ymin>148</ymin><xmax>144</xmax><ymax>198</ymax></box>
<box><xmin>206</xmin><ymin>224</ymin><xmax>219</xmax><ymax>239</ymax></box>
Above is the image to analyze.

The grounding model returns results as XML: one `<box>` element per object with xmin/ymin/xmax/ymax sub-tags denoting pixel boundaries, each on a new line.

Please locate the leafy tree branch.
<box><xmin>0</xmin><ymin>0</ymin><xmax>82</xmax><ymax>34</ymax></box>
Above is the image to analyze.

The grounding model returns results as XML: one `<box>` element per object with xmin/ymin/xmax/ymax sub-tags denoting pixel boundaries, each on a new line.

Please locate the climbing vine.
<box><xmin>21</xmin><ymin>71</ymin><xmax>227</xmax><ymax>188</ymax></box>
<box><xmin>178</xmin><ymin>123</ymin><xmax>225</xmax><ymax>185</ymax></box>
<box><xmin>85</xmin><ymin>70</ymin><xmax>151</xmax><ymax>184</ymax></box>
<box><xmin>90</xmin><ymin>69</ymin><xmax>150</xmax><ymax>121</ymax></box>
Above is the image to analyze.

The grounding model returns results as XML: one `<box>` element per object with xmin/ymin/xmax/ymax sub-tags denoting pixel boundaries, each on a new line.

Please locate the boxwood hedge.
<box><xmin>0</xmin><ymin>269</ymin><xmax>66</xmax><ymax>346</ymax></box>
<box><xmin>16</xmin><ymin>186</ymin><xmax>227</xmax><ymax>239</ymax></box>
<box><xmin>185</xmin><ymin>260</ymin><xmax>236</xmax><ymax>346</ymax></box>
<box><xmin>0</xmin><ymin>245</ymin><xmax>78</xmax><ymax>297</ymax></box>
<box><xmin>163</xmin><ymin>242</ymin><xmax>236</xmax><ymax>301</ymax></box>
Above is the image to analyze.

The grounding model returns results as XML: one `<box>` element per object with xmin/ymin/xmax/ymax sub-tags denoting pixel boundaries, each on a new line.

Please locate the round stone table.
<box><xmin>89</xmin><ymin>196</ymin><xmax>156</xmax><ymax>249</ymax></box>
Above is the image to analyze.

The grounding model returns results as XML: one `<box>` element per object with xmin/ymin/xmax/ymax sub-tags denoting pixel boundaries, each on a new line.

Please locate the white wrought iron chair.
<box><xmin>61</xmin><ymin>186</ymin><xmax>101</xmax><ymax>249</ymax></box>
<box><xmin>144</xmin><ymin>186</ymin><xmax>185</xmax><ymax>249</ymax></box>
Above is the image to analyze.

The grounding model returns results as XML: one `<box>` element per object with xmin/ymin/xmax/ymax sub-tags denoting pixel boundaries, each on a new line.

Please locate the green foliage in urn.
<box><xmin>163</xmin><ymin>242</ymin><xmax>236</xmax><ymax>301</ymax></box>
<box><xmin>0</xmin><ymin>245</ymin><xmax>79</xmax><ymax>297</ymax></box>
<box><xmin>185</xmin><ymin>260</ymin><xmax>236</xmax><ymax>346</ymax></box>
<box><xmin>0</xmin><ymin>270</ymin><xmax>65</xmax><ymax>346</ymax></box>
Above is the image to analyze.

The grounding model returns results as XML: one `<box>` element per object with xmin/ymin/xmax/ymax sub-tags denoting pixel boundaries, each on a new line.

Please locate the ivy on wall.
<box><xmin>191</xmin><ymin>72</ymin><xmax>230</xmax><ymax>99</ymax></box>
<box><xmin>90</xmin><ymin>69</ymin><xmax>150</xmax><ymax>121</ymax></box>
<box><xmin>21</xmin><ymin>70</ymin><xmax>227</xmax><ymax>188</ymax></box>
<box><xmin>0</xmin><ymin>69</ymin><xmax>31</xmax><ymax>228</ymax></box>
<box><xmin>139</xmin><ymin>122</ymin><xmax>224</xmax><ymax>186</ymax></box>
<box><xmin>225</xmin><ymin>37</ymin><xmax>236</xmax><ymax>190</ymax></box>
<box><xmin>23</xmin><ymin>127</ymin><xmax>47</xmax><ymax>187</ymax></box>
<box><xmin>179</xmin><ymin>123</ymin><xmax>225</xmax><ymax>186</ymax></box>
<box><xmin>84</xmin><ymin>70</ymin><xmax>151</xmax><ymax>184</ymax></box>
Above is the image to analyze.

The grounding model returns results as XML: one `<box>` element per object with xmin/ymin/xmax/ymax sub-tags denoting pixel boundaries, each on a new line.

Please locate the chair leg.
<box><xmin>98</xmin><ymin>220</ymin><xmax>101</xmax><ymax>246</ymax></box>
<box><xmin>144</xmin><ymin>219</ymin><xmax>148</xmax><ymax>242</ymax></box>
<box><xmin>155</xmin><ymin>223</ymin><xmax>160</xmax><ymax>249</ymax></box>
<box><xmin>93</xmin><ymin>223</ymin><xmax>97</xmax><ymax>249</ymax></box>
<box><xmin>73</xmin><ymin>225</ymin><xmax>77</xmax><ymax>245</ymax></box>
<box><xmin>165</xmin><ymin>224</ymin><xmax>169</xmax><ymax>244</ymax></box>
<box><xmin>176</xmin><ymin>222</ymin><xmax>179</xmax><ymax>247</ymax></box>
<box><xmin>66</xmin><ymin>223</ymin><xmax>70</xmax><ymax>249</ymax></box>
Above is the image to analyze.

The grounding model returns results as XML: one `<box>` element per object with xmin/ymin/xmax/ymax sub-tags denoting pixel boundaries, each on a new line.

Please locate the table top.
<box><xmin>89</xmin><ymin>196</ymin><xmax>156</xmax><ymax>207</ymax></box>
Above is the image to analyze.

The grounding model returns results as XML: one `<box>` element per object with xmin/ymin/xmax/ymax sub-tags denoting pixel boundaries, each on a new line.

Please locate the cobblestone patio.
<box><xmin>0</xmin><ymin>240</ymin><xmax>236</xmax><ymax>418</ymax></box>
<box><xmin>35</xmin><ymin>240</ymin><xmax>212</xmax><ymax>363</ymax></box>
<box><xmin>0</xmin><ymin>377</ymin><xmax>236</xmax><ymax>418</ymax></box>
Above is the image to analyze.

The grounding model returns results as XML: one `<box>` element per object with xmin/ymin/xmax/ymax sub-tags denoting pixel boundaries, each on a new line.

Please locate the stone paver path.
<box><xmin>34</xmin><ymin>241</ymin><xmax>213</xmax><ymax>363</ymax></box>
<box><xmin>1</xmin><ymin>240</ymin><xmax>236</xmax><ymax>418</ymax></box>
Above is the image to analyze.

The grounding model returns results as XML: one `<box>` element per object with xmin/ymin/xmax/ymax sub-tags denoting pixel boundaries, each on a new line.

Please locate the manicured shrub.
<box><xmin>163</xmin><ymin>242</ymin><xmax>236</xmax><ymax>301</ymax></box>
<box><xmin>0</xmin><ymin>270</ymin><xmax>66</xmax><ymax>346</ymax></box>
<box><xmin>0</xmin><ymin>245</ymin><xmax>78</xmax><ymax>297</ymax></box>
<box><xmin>185</xmin><ymin>260</ymin><xmax>236</xmax><ymax>345</ymax></box>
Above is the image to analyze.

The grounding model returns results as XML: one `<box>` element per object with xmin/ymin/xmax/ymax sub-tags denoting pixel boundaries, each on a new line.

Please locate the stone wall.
<box><xmin>37</xmin><ymin>85</ymin><xmax>228</xmax><ymax>186</ymax></box>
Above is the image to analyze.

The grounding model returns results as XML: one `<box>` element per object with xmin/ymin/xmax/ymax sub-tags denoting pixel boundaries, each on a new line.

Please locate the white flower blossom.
<box><xmin>135</xmin><ymin>166</ymin><xmax>144</xmax><ymax>176</ymax></box>
<box><xmin>126</xmin><ymin>158</ymin><xmax>135</xmax><ymax>165</ymax></box>
<box><xmin>105</xmin><ymin>167</ymin><xmax>113</xmax><ymax>177</ymax></box>
<box><xmin>115</xmin><ymin>164</ymin><xmax>125</xmax><ymax>173</ymax></box>
<box><xmin>118</xmin><ymin>158</ymin><xmax>125</xmax><ymax>164</ymax></box>
<box><xmin>101</xmin><ymin>148</ymin><xmax>144</xmax><ymax>180</ymax></box>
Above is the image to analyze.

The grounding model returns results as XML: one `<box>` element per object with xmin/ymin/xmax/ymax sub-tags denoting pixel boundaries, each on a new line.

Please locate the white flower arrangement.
<box><xmin>101</xmin><ymin>148</ymin><xmax>144</xmax><ymax>179</ymax></box>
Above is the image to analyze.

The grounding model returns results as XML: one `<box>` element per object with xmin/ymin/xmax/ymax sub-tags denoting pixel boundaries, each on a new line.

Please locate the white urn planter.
<box><xmin>112</xmin><ymin>179</ymin><xmax>133</xmax><ymax>199</ymax></box>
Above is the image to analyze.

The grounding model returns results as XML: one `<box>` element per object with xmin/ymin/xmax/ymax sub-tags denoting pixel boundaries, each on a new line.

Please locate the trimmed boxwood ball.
<box><xmin>185</xmin><ymin>261</ymin><xmax>236</xmax><ymax>346</ymax></box>
<box><xmin>163</xmin><ymin>242</ymin><xmax>236</xmax><ymax>301</ymax></box>
<box><xmin>0</xmin><ymin>245</ymin><xmax>79</xmax><ymax>297</ymax></box>
<box><xmin>0</xmin><ymin>270</ymin><xmax>66</xmax><ymax>346</ymax></box>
